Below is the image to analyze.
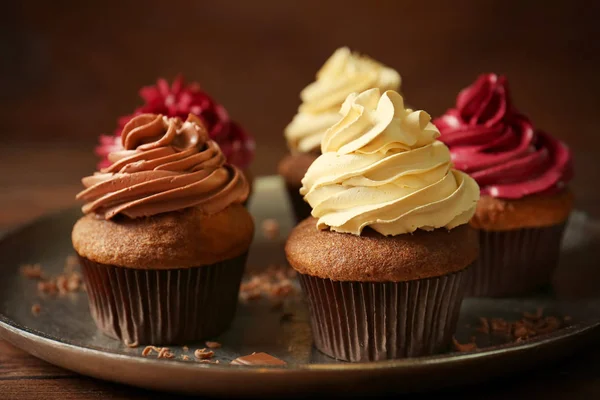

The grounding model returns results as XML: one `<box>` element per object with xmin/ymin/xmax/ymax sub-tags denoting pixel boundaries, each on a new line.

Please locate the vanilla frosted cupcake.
<box><xmin>285</xmin><ymin>89</ymin><xmax>480</xmax><ymax>361</ymax></box>
<box><xmin>278</xmin><ymin>47</ymin><xmax>401</xmax><ymax>222</ymax></box>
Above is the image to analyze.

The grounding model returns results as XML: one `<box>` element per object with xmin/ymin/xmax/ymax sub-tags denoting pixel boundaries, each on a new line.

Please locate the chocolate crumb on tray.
<box><xmin>230</xmin><ymin>352</ymin><xmax>287</xmax><ymax>366</ymax></box>
<box><xmin>194</xmin><ymin>348</ymin><xmax>215</xmax><ymax>359</ymax></box>
<box><xmin>21</xmin><ymin>264</ymin><xmax>44</xmax><ymax>280</ymax></box>
<box><xmin>239</xmin><ymin>265</ymin><xmax>297</xmax><ymax>304</ymax></box>
<box><xmin>452</xmin><ymin>337</ymin><xmax>477</xmax><ymax>352</ymax></box>
<box><xmin>205</xmin><ymin>341</ymin><xmax>222</xmax><ymax>349</ymax></box>
<box><xmin>31</xmin><ymin>303</ymin><xmax>41</xmax><ymax>316</ymax></box>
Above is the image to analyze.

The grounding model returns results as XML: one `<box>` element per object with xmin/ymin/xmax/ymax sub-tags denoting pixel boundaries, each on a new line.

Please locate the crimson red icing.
<box><xmin>95</xmin><ymin>76</ymin><xmax>254</xmax><ymax>170</ymax></box>
<box><xmin>433</xmin><ymin>74</ymin><xmax>573</xmax><ymax>199</ymax></box>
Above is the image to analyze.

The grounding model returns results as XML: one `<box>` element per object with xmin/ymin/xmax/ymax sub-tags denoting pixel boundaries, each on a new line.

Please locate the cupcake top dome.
<box><xmin>78</xmin><ymin>113</ymin><xmax>249</xmax><ymax>220</ymax></box>
<box><xmin>433</xmin><ymin>73</ymin><xmax>573</xmax><ymax>199</ymax></box>
<box><xmin>285</xmin><ymin>47</ymin><xmax>401</xmax><ymax>154</ymax></box>
<box><xmin>300</xmin><ymin>88</ymin><xmax>480</xmax><ymax>236</ymax></box>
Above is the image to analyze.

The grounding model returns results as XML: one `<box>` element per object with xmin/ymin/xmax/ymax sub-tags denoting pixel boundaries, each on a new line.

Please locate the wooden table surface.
<box><xmin>0</xmin><ymin>145</ymin><xmax>599</xmax><ymax>399</ymax></box>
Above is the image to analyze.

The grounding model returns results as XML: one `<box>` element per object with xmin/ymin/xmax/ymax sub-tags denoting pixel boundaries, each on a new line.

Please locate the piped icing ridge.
<box><xmin>78</xmin><ymin>114</ymin><xmax>248</xmax><ymax>220</ymax></box>
<box><xmin>285</xmin><ymin>47</ymin><xmax>401</xmax><ymax>153</ymax></box>
<box><xmin>434</xmin><ymin>73</ymin><xmax>573</xmax><ymax>199</ymax></box>
<box><xmin>300</xmin><ymin>89</ymin><xmax>480</xmax><ymax>236</ymax></box>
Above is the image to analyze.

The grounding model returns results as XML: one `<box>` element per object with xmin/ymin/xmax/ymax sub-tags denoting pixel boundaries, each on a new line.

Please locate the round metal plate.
<box><xmin>1</xmin><ymin>177</ymin><xmax>599</xmax><ymax>396</ymax></box>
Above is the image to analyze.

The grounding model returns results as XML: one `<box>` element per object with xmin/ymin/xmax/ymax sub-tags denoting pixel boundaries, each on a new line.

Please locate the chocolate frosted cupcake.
<box><xmin>95</xmin><ymin>76</ymin><xmax>256</xmax><ymax>202</ymax></box>
<box><xmin>285</xmin><ymin>89</ymin><xmax>480</xmax><ymax>362</ymax></box>
<box><xmin>279</xmin><ymin>47</ymin><xmax>401</xmax><ymax>222</ymax></box>
<box><xmin>73</xmin><ymin>113</ymin><xmax>253</xmax><ymax>345</ymax></box>
<box><xmin>434</xmin><ymin>74</ymin><xmax>574</xmax><ymax>297</ymax></box>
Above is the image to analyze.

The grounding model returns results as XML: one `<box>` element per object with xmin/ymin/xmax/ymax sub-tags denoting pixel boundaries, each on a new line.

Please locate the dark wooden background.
<box><xmin>1</xmin><ymin>1</ymin><xmax>599</xmax><ymax>398</ymax></box>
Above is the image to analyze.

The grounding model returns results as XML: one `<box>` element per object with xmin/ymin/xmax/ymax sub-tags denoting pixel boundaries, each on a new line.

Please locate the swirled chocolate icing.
<box><xmin>77</xmin><ymin>114</ymin><xmax>249</xmax><ymax>219</ymax></box>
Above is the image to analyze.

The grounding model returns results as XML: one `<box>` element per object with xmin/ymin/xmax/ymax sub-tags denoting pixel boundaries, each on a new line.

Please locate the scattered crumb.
<box><xmin>124</xmin><ymin>340</ymin><xmax>139</xmax><ymax>348</ymax></box>
<box><xmin>31</xmin><ymin>304</ymin><xmax>41</xmax><ymax>316</ymax></box>
<box><xmin>452</xmin><ymin>337</ymin><xmax>477</xmax><ymax>352</ymax></box>
<box><xmin>473</xmin><ymin>309</ymin><xmax>564</xmax><ymax>344</ymax></box>
<box><xmin>182</xmin><ymin>355</ymin><xmax>191</xmax><ymax>361</ymax></box>
<box><xmin>205</xmin><ymin>341</ymin><xmax>222</xmax><ymax>349</ymax></box>
<box><xmin>194</xmin><ymin>348</ymin><xmax>215</xmax><ymax>359</ymax></box>
<box><xmin>37</xmin><ymin>280</ymin><xmax>58</xmax><ymax>295</ymax></box>
<box><xmin>563</xmin><ymin>315</ymin><xmax>572</xmax><ymax>322</ymax></box>
<box><xmin>239</xmin><ymin>265</ymin><xmax>297</xmax><ymax>304</ymax></box>
<box><xmin>182</xmin><ymin>346</ymin><xmax>189</xmax><ymax>352</ymax></box>
<box><xmin>25</xmin><ymin>258</ymin><xmax>84</xmax><ymax>297</ymax></box>
<box><xmin>157</xmin><ymin>347</ymin><xmax>175</xmax><ymax>359</ymax></box>
<box><xmin>21</xmin><ymin>264</ymin><xmax>44</xmax><ymax>280</ymax></box>
<box><xmin>141</xmin><ymin>346</ymin><xmax>163</xmax><ymax>357</ymax></box>
<box><xmin>142</xmin><ymin>346</ymin><xmax>158</xmax><ymax>356</ymax></box>
<box><xmin>261</xmin><ymin>219</ymin><xmax>280</xmax><ymax>240</ymax></box>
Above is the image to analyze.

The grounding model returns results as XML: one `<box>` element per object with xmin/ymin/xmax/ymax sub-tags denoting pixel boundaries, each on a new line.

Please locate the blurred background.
<box><xmin>1</xmin><ymin>0</ymin><xmax>599</xmax><ymax>226</ymax></box>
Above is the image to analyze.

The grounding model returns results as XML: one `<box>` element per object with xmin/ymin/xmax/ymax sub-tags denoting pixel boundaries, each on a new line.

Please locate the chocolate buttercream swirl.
<box><xmin>77</xmin><ymin>113</ymin><xmax>249</xmax><ymax>219</ymax></box>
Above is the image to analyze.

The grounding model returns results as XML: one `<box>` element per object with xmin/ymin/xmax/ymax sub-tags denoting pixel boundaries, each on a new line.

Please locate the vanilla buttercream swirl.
<box><xmin>285</xmin><ymin>47</ymin><xmax>401</xmax><ymax>153</ymax></box>
<box><xmin>300</xmin><ymin>89</ymin><xmax>480</xmax><ymax>236</ymax></box>
<box><xmin>77</xmin><ymin>113</ymin><xmax>248</xmax><ymax>219</ymax></box>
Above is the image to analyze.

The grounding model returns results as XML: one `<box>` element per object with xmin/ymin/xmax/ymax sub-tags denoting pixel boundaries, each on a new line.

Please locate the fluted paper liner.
<box><xmin>468</xmin><ymin>223</ymin><xmax>566</xmax><ymax>297</ymax></box>
<box><xmin>298</xmin><ymin>269</ymin><xmax>469</xmax><ymax>362</ymax></box>
<box><xmin>79</xmin><ymin>253</ymin><xmax>247</xmax><ymax>345</ymax></box>
<box><xmin>284</xmin><ymin>182</ymin><xmax>312</xmax><ymax>223</ymax></box>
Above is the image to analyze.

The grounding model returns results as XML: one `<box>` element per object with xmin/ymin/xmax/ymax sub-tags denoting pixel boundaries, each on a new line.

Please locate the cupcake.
<box><xmin>279</xmin><ymin>47</ymin><xmax>401</xmax><ymax>222</ymax></box>
<box><xmin>285</xmin><ymin>89</ymin><xmax>480</xmax><ymax>362</ymax></box>
<box><xmin>95</xmin><ymin>76</ymin><xmax>255</xmax><ymax>198</ymax></box>
<box><xmin>73</xmin><ymin>113</ymin><xmax>253</xmax><ymax>345</ymax></box>
<box><xmin>434</xmin><ymin>74</ymin><xmax>574</xmax><ymax>297</ymax></box>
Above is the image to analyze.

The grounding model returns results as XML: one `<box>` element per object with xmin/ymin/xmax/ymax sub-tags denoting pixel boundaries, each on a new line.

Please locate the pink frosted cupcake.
<box><xmin>434</xmin><ymin>74</ymin><xmax>574</xmax><ymax>297</ymax></box>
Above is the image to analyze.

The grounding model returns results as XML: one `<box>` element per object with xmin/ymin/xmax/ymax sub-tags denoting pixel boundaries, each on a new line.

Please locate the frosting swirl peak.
<box><xmin>285</xmin><ymin>47</ymin><xmax>401</xmax><ymax>153</ymax></box>
<box><xmin>77</xmin><ymin>114</ymin><xmax>248</xmax><ymax>219</ymax></box>
<box><xmin>301</xmin><ymin>89</ymin><xmax>480</xmax><ymax>236</ymax></box>
<box><xmin>434</xmin><ymin>73</ymin><xmax>573</xmax><ymax>199</ymax></box>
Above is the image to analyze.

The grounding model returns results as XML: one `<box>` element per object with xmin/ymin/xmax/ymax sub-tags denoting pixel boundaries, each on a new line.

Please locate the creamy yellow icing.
<box><xmin>300</xmin><ymin>89</ymin><xmax>480</xmax><ymax>236</ymax></box>
<box><xmin>285</xmin><ymin>47</ymin><xmax>401</xmax><ymax>153</ymax></box>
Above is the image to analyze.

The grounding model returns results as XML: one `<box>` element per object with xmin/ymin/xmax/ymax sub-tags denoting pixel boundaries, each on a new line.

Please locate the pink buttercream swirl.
<box><xmin>433</xmin><ymin>73</ymin><xmax>573</xmax><ymax>199</ymax></box>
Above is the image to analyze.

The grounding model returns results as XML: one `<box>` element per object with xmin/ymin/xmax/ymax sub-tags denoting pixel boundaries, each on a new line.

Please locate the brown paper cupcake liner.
<box><xmin>298</xmin><ymin>269</ymin><xmax>469</xmax><ymax>362</ymax></box>
<box><xmin>284</xmin><ymin>182</ymin><xmax>312</xmax><ymax>223</ymax></box>
<box><xmin>79</xmin><ymin>253</ymin><xmax>247</xmax><ymax>345</ymax></box>
<box><xmin>467</xmin><ymin>223</ymin><xmax>567</xmax><ymax>297</ymax></box>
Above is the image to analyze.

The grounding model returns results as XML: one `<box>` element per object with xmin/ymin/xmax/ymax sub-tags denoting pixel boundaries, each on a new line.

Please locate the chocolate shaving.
<box><xmin>124</xmin><ymin>340</ymin><xmax>139</xmax><ymax>348</ymax></box>
<box><xmin>230</xmin><ymin>352</ymin><xmax>287</xmax><ymax>366</ymax></box>
<box><xmin>239</xmin><ymin>265</ymin><xmax>297</xmax><ymax>304</ymax></box>
<box><xmin>31</xmin><ymin>304</ymin><xmax>41</xmax><ymax>316</ymax></box>
<box><xmin>474</xmin><ymin>309</ymin><xmax>564</xmax><ymax>344</ymax></box>
<box><xmin>452</xmin><ymin>337</ymin><xmax>477</xmax><ymax>352</ymax></box>
<box><xmin>194</xmin><ymin>348</ymin><xmax>215</xmax><ymax>359</ymax></box>
<box><xmin>21</xmin><ymin>264</ymin><xmax>44</xmax><ymax>280</ymax></box>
